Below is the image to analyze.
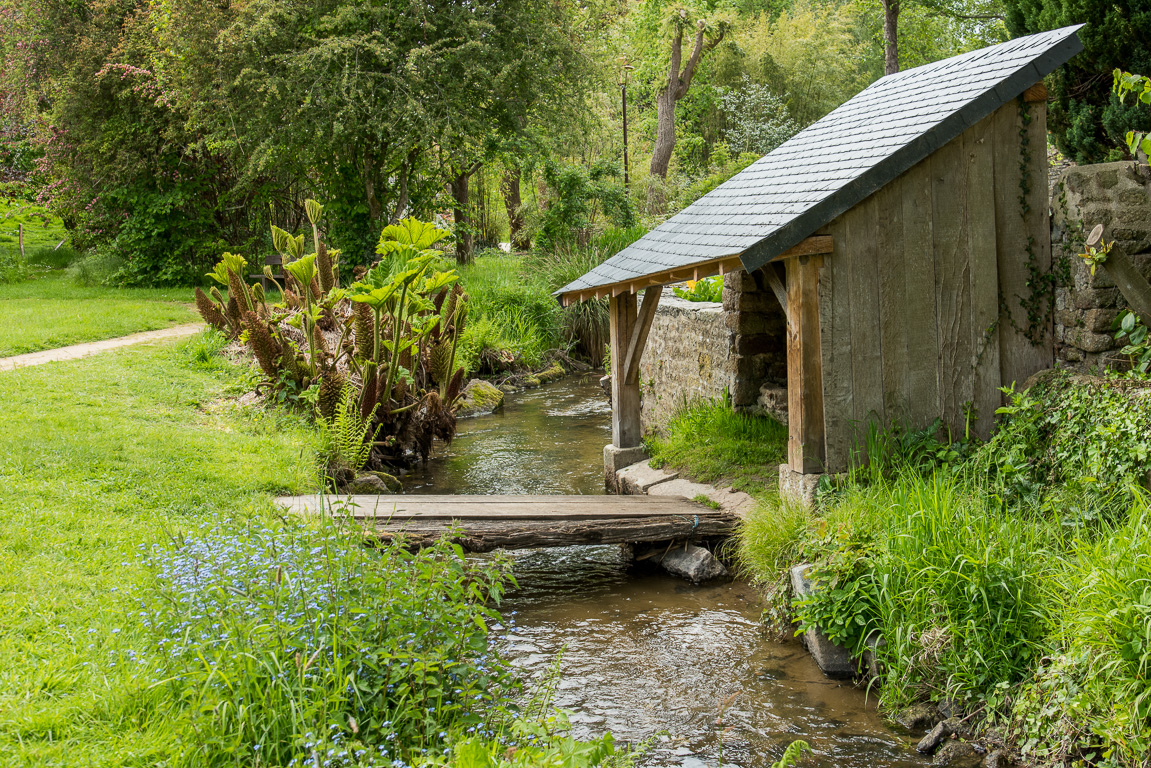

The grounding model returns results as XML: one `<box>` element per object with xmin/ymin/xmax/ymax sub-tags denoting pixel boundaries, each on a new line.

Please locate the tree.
<box><xmin>1004</xmin><ymin>0</ymin><xmax>1151</xmax><ymax>163</ymax></box>
<box><xmin>882</xmin><ymin>1</ymin><xmax>901</xmax><ymax>74</ymax></box>
<box><xmin>649</xmin><ymin>7</ymin><xmax>728</xmax><ymax>178</ymax></box>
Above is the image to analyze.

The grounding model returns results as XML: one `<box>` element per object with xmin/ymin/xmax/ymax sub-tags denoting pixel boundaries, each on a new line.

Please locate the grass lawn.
<box><xmin>0</xmin><ymin>199</ymin><xmax>67</xmax><ymax>254</ymax></box>
<box><xmin>646</xmin><ymin>398</ymin><xmax>788</xmax><ymax>496</ymax></box>
<box><xmin>0</xmin><ymin>338</ymin><xmax>317</xmax><ymax>765</ymax></box>
<box><xmin>0</xmin><ymin>272</ymin><xmax>198</xmax><ymax>357</ymax></box>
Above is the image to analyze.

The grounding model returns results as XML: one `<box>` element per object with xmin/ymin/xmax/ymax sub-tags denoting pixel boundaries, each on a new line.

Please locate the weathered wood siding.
<box><xmin>817</xmin><ymin>99</ymin><xmax>1053</xmax><ymax>473</ymax></box>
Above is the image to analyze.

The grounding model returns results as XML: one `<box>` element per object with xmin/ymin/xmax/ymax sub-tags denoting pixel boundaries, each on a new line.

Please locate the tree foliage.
<box><xmin>1004</xmin><ymin>0</ymin><xmax>1151</xmax><ymax>163</ymax></box>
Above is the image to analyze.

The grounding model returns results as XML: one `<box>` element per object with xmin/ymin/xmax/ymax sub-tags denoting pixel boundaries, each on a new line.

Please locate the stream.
<box><xmin>405</xmin><ymin>375</ymin><xmax>926</xmax><ymax>767</ymax></box>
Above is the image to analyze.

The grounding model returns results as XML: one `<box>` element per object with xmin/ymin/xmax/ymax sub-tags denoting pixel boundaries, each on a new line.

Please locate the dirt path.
<box><xmin>0</xmin><ymin>323</ymin><xmax>205</xmax><ymax>372</ymax></box>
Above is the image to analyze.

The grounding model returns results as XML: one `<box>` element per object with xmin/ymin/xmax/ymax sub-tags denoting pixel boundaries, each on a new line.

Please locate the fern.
<box><xmin>317</xmin><ymin>384</ymin><xmax>379</xmax><ymax>478</ymax></box>
<box><xmin>772</xmin><ymin>740</ymin><xmax>811</xmax><ymax>768</ymax></box>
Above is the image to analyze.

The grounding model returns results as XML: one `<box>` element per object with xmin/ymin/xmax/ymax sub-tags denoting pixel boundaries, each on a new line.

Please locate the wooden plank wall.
<box><xmin>817</xmin><ymin>99</ymin><xmax>1052</xmax><ymax>473</ymax></box>
<box><xmin>995</xmin><ymin>97</ymin><xmax>1055</xmax><ymax>387</ymax></box>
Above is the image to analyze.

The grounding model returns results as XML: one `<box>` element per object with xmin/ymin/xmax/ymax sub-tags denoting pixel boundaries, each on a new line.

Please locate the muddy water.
<box><xmin>408</xmin><ymin>376</ymin><xmax>926</xmax><ymax>767</ymax></box>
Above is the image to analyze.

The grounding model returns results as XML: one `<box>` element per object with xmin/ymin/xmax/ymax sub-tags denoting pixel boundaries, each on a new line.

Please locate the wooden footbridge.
<box><xmin>276</xmin><ymin>494</ymin><xmax>737</xmax><ymax>552</ymax></box>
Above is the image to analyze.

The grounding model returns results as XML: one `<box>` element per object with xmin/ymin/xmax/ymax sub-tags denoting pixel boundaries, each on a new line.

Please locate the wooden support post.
<box><xmin>624</xmin><ymin>285</ymin><xmax>662</xmax><ymax>384</ymax></box>
<box><xmin>609</xmin><ymin>291</ymin><xmax>641</xmax><ymax>448</ymax></box>
<box><xmin>786</xmin><ymin>254</ymin><xmax>825</xmax><ymax>474</ymax></box>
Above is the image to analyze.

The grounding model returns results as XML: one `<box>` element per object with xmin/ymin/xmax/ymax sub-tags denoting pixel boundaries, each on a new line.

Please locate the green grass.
<box><xmin>0</xmin><ymin>271</ymin><xmax>198</xmax><ymax>356</ymax></box>
<box><xmin>0</xmin><ymin>199</ymin><xmax>67</xmax><ymax>253</ymax></box>
<box><xmin>0</xmin><ymin>334</ymin><xmax>612</xmax><ymax>766</ymax></box>
<box><xmin>646</xmin><ymin>398</ymin><xmax>788</xmax><ymax>495</ymax></box>
<box><xmin>456</xmin><ymin>250</ymin><xmax>563</xmax><ymax>372</ymax></box>
<box><xmin>0</xmin><ymin>337</ymin><xmax>318</xmax><ymax>765</ymax></box>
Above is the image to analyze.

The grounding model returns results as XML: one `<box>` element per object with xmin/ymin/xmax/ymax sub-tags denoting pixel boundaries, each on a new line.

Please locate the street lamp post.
<box><xmin>619</xmin><ymin>60</ymin><xmax>635</xmax><ymax>191</ymax></box>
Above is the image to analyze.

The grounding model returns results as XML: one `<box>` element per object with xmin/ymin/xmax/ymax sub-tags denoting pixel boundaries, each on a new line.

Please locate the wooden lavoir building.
<box><xmin>558</xmin><ymin>26</ymin><xmax>1084</xmax><ymax>484</ymax></box>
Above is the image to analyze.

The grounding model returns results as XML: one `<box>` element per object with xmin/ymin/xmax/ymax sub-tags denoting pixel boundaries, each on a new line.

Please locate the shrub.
<box><xmin>193</xmin><ymin>208</ymin><xmax>468</xmax><ymax>469</ymax></box>
<box><xmin>977</xmin><ymin>372</ymin><xmax>1151</xmax><ymax>519</ymax></box>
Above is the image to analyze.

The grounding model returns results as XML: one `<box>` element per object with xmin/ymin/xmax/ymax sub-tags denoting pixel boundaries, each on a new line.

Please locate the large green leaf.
<box><xmin>378</xmin><ymin>217</ymin><xmax>450</xmax><ymax>252</ymax></box>
<box><xmin>285</xmin><ymin>253</ymin><xmax>318</xmax><ymax>290</ymax></box>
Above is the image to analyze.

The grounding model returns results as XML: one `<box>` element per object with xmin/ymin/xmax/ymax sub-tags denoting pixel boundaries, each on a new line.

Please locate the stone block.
<box><xmin>932</xmin><ymin>742</ymin><xmax>981</xmax><ymax>768</ymax></box>
<box><xmin>725</xmin><ymin>311</ymin><xmax>783</xmax><ymax>335</ymax></box>
<box><xmin>656</xmin><ymin>542</ymin><xmax>728</xmax><ymax>583</ymax></box>
<box><xmin>603</xmin><ymin>444</ymin><xmax>648</xmax><ymax>492</ymax></box>
<box><xmin>758</xmin><ymin>385</ymin><xmax>788</xmax><ymax>425</ymax></box>
<box><xmin>896</xmin><ymin>703</ymin><xmax>943</xmax><ymax>734</ymax></box>
<box><xmin>455</xmin><ymin>379</ymin><xmax>505</xmax><ymax>418</ymax></box>
<box><xmin>734</xmin><ymin>333</ymin><xmax>781</xmax><ymax>356</ymax></box>
<box><xmin>917</xmin><ymin>721</ymin><xmax>955</xmax><ymax>754</ymax></box>
<box><xmin>779</xmin><ymin>464</ymin><xmax>821</xmax><ymax>507</ymax></box>
<box><xmin>1055</xmin><ymin>309</ymin><xmax>1081</xmax><ymax>329</ymax></box>
<box><xmin>1072</xmin><ymin>287</ymin><xmax>1121</xmax><ymax>309</ymax></box>
<box><xmin>1083</xmin><ymin>308</ymin><xmax>1120</xmax><ymax>332</ymax></box>
<box><xmin>1095</xmin><ymin>167</ymin><xmax>1121</xmax><ymax>189</ymax></box>
<box><xmin>647</xmin><ymin>477</ymin><xmax>720</xmax><ymax>501</ymax></box>
<box><xmin>729</xmin><ymin>374</ymin><xmax>762</xmax><ymax>407</ymax></box>
<box><xmin>1064</xmin><ymin>328</ymin><xmax>1116</xmax><ymax>353</ymax></box>
<box><xmin>790</xmin><ymin>563</ymin><xmax>857</xmax><ymax>678</ymax></box>
<box><xmin>616</xmin><ymin>459</ymin><xmax>678</xmax><ymax>495</ymax></box>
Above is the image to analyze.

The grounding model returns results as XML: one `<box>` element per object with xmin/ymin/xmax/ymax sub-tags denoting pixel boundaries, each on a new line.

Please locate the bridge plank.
<box><xmin>278</xmin><ymin>495</ymin><xmax>713</xmax><ymax>519</ymax></box>
<box><xmin>275</xmin><ymin>494</ymin><xmax>736</xmax><ymax>552</ymax></box>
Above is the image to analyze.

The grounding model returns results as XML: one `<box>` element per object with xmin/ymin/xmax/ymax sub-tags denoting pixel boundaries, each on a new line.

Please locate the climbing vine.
<box><xmin>998</xmin><ymin>98</ymin><xmax>1071</xmax><ymax>346</ymax></box>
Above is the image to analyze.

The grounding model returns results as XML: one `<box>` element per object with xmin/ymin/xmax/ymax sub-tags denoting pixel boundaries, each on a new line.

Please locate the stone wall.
<box><xmin>638</xmin><ymin>268</ymin><xmax>787</xmax><ymax>433</ymax></box>
<box><xmin>1052</xmin><ymin>162</ymin><xmax>1151</xmax><ymax>369</ymax></box>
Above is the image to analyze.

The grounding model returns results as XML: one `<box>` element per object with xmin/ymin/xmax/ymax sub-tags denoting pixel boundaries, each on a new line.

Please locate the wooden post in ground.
<box><xmin>786</xmin><ymin>254</ymin><xmax>825</xmax><ymax>474</ymax></box>
<box><xmin>18</xmin><ymin>223</ymin><xmax>25</xmax><ymax>263</ymax></box>
<box><xmin>609</xmin><ymin>291</ymin><xmax>641</xmax><ymax>448</ymax></box>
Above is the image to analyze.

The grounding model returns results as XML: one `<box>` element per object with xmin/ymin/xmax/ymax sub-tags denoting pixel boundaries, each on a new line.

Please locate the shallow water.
<box><xmin>408</xmin><ymin>376</ymin><xmax>926</xmax><ymax>767</ymax></box>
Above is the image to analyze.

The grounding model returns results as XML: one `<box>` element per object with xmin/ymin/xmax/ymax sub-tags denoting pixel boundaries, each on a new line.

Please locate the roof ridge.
<box><xmin>558</xmin><ymin>25</ymin><xmax>1085</xmax><ymax>299</ymax></box>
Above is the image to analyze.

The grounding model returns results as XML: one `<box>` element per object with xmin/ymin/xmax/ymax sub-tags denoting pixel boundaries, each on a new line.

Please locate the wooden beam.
<box><xmin>623</xmin><ymin>285</ymin><xmax>663</xmax><ymax>384</ymax></box>
<box><xmin>1023</xmin><ymin>82</ymin><xmax>1047</xmax><ymax>103</ymax></box>
<box><xmin>786</xmin><ymin>254</ymin><xmax>825</xmax><ymax>474</ymax></box>
<box><xmin>763</xmin><ymin>264</ymin><xmax>790</xmax><ymax>326</ymax></box>
<box><xmin>609</xmin><ymin>292</ymin><xmax>642</xmax><ymax>448</ymax></box>
<box><xmin>559</xmin><ymin>235</ymin><xmax>834</xmax><ymax>305</ymax></box>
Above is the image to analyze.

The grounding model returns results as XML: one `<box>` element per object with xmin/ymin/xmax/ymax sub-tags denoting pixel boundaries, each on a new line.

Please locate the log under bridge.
<box><xmin>276</xmin><ymin>494</ymin><xmax>737</xmax><ymax>552</ymax></box>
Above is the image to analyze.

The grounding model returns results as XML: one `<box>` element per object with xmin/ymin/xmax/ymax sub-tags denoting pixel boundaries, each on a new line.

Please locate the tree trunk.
<box><xmin>648</xmin><ymin>20</ymin><xmax>722</xmax><ymax>181</ymax></box>
<box><xmin>450</xmin><ymin>171</ymin><xmax>474</xmax><ymax>265</ymax></box>
<box><xmin>501</xmin><ymin>168</ymin><xmax>529</xmax><ymax>250</ymax></box>
<box><xmin>650</xmin><ymin>86</ymin><xmax>678</xmax><ymax>179</ymax></box>
<box><xmin>390</xmin><ymin>150</ymin><xmax>418</xmax><ymax>224</ymax></box>
<box><xmin>882</xmin><ymin>0</ymin><xmax>900</xmax><ymax>76</ymax></box>
<box><xmin>364</xmin><ymin>154</ymin><xmax>383</xmax><ymax>221</ymax></box>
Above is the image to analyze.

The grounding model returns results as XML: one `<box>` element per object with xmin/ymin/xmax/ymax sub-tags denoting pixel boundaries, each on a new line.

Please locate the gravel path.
<box><xmin>0</xmin><ymin>323</ymin><xmax>205</xmax><ymax>372</ymax></box>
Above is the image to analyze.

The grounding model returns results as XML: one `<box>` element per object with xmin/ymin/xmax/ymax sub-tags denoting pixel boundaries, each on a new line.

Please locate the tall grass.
<box><xmin>647</xmin><ymin>396</ymin><xmax>788</xmax><ymax>495</ymax></box>
<box><xmin>739</xmin><ymin>392</ymin><xmax>1151</xmax><ymax>764</ymax></box>
<box><xmin>525</xmin><ymin>226</ymin><xmax>647</xmax><ymax>366</ymax></box>
<box><xmin>456</xmin><ymin>251</ymin><xmax>562</xmax><ymax>373</ymax></box>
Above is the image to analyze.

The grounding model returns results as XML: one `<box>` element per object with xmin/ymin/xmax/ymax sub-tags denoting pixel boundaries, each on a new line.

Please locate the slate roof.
<box><xmin>558</xmin><ymin>25</ymin><xmax>1084</xmax><ymax>298</ymax></box>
